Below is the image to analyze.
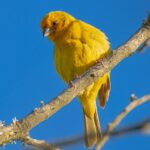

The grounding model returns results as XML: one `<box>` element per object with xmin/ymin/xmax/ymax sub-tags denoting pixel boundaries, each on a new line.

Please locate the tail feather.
<box><xmin>94</xmin><ymin>108</ymin><xmax>102</xmax><ymax>138</ymax></box>
<box><xmin>84</xmin><ymin>107</ymin><xmax>102</xmax><ymax>148</ymax></box>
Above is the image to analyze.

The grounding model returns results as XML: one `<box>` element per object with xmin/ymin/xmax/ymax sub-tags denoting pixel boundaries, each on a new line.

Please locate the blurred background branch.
<box><xmin>47</xmin><ymin>117</ymin><xmax>150</xmax><ymax>149</ymax></box>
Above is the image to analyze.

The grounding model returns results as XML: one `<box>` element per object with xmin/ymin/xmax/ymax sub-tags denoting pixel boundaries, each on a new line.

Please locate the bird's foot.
<box><xmin>68</xmin><ymin>74</ymin><xmax>81</xmax><ymax>88</ymax></box>
<box><xmin>68</xmin><ymin>80</ymin><xmax>74</xmax><ymax>88</ymax></box>
<box><xmin>74</xmin><ymin>74</ymin><xmax>81</xmax><ymax>80</ymax></box>
<box><xmin>96</xmin><ymin>58</ymin><xmax>105</xmax><ymax>67</ymax></box>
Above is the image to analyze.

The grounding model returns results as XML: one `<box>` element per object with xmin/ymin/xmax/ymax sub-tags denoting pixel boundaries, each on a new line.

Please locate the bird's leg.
<box><xmin>96</xmin><ymin>58</ymin><xmax>105</xmax><ymax>67</ymax></box>
<box><xmin>68</xmin><ymin>80</ymin><xmax>74</xmax><ymax>88</ymax></box>
<box><xmin>68</xmin><ymin>74</ymin><xmax>81</xmax><ymax>88</ymax></box>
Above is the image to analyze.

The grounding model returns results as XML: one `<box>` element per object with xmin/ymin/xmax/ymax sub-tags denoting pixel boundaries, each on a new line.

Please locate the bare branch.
<box><xmin>95</xmin><ymin>94</ymin><xmax>150</xmax><ymax>150</ymax></box>
<box><xmin>0</xmin><ymin>14</ymin><xmax>150</xmax><ymax>148</ymax></box>
<box><xmin>22</xmin><ymin>136</ymin><xmax>59</xmax><ymax>150</ymax></box>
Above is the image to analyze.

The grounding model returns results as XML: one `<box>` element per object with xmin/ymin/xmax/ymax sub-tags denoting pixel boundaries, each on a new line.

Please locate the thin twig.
<box><xmin>95</xmin><ymin>94</ymin><xmax>150</xmax><ymax>150</ymax></box>
<box><xmin>23</xmin><ymin>136</ymin><xmax>59</xmax><ymax>150</ymax></box>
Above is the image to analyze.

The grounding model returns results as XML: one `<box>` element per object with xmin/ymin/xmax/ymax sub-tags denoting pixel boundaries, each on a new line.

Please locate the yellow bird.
<box><xmin>41</xmin><ymin>11</ymin><xmax>111</xmax><ymax>148</ymax></box>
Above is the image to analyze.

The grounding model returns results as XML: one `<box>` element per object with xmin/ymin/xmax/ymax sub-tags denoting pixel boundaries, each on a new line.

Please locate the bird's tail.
<box><xmin>83</xmin><ymin>106</ymin><xmax>102</xmax><ymax>148</ymax></box>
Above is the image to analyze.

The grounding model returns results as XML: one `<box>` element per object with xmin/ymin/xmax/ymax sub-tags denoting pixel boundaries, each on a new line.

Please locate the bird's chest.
<box><xmin>54</xmin><ymin>40</ymin><xmax>96</xmax><ymax>83</ymax></box>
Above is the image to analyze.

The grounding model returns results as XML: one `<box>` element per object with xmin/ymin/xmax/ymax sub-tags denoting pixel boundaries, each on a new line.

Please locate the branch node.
<box><xmin>90</xmin><ymin>73</ymin><xmax>95</xmax><ymax>77</ymax></box>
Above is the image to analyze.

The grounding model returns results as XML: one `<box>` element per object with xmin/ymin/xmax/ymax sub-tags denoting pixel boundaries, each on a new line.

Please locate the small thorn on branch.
<box><xmin>33</xmin><ymin>108</ymin><xmax>38</xmax><ymax>112</ymax></box>
<box><xmin>0</xmin><ymin>121</ymin><xmax>5</xmax><ymax>127</ymax></box>
<box><xmin>130</xmin><ymin>93</ymin><xmax>138</xmax><ymax>102</ymax></box>
<box><xmin>12</xmin><ymin>117</ymin><xmax>18</xmax><ymax>124</ymax></box>
<box><xmin>143</xmin><ymin>13</ymin><xmax>150</xmax><ymax>26</ymax></box>
<box><xmin>40</xmin><ymin>100</ymin><xmax>45</xmax><ymax>106</ymax></box>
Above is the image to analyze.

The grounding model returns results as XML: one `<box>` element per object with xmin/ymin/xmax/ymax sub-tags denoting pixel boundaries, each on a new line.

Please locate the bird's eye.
<box><xmin>52</xmin><ymin>21</ymin><xmax>56</xmax><ymax>26</ymax></box>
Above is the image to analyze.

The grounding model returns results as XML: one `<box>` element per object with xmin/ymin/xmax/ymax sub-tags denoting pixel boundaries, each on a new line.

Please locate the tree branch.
<box><xmin>95</xmin><ymin>94</ymin><xmax>150</xmax><ymax>150</ymax></box>
<box><xmin>0</xmin><ymin>14</ymin><xmax>150</xmax><ymax>149</ymax></box>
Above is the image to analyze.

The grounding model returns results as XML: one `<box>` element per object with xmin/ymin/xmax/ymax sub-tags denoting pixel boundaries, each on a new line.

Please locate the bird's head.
<box><xmin>41</xmin><ymin>11</ymin><xmax>75</xmax><ymax>41</ymax></box>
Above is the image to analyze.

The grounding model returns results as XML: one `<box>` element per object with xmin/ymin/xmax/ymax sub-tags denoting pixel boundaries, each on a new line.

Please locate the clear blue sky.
<box><xmin>0</xmin><ymin>0</ymin><xmax>150</xmax><ymax>150</ymax></box>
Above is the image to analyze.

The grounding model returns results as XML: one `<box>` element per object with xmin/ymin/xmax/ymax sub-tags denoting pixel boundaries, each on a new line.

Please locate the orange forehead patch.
<box><xmin>41</xmin><ymin>16</ymin><xmax>51</xmax><ymax>29</ymax></box>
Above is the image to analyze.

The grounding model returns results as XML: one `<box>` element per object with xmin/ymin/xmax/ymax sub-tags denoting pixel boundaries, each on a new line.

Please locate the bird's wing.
<box><xmin>98</xmin><ymin>74</ymin><xmax>111</xmax><ymax>108</ymax></box>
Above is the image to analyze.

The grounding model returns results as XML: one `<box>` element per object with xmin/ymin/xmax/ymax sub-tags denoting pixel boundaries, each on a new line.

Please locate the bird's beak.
<box><xmin>43</xmin><ymin>28</ymin><xmax>52</xmax><ymax>37</ymax></box>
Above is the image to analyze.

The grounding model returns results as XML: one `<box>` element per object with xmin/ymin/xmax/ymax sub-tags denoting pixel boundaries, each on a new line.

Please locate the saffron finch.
<box><xmin>41</xmin><ymin>11</ymin><xmax>111</xmax><ymax>148</ymax></box>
